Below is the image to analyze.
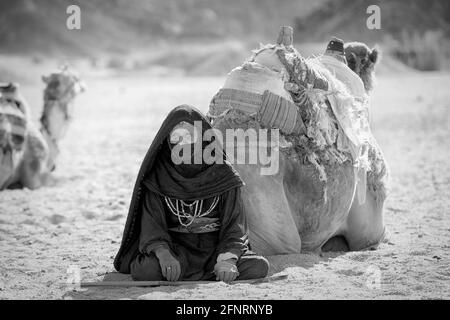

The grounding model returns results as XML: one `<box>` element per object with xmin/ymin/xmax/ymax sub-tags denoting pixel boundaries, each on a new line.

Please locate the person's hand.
<box><xmin>214</xmin><ymin>259</ymin><xmax>239</xmax><ymax>283</ymax></box>
<box><xmin>154</xmin><ymin>247</ymin><xmax>181</xmax><ymax>281</ymax></box>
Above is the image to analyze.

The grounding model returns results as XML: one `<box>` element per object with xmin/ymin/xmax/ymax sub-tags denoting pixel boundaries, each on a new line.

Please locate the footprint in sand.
<box><xmin>348</xmin><ymin>252</ymin><xmax>371</xmax><ymax>262</ymax></box>
<box><xmin>105</xmin><ymin>214</ymin><xmax>124</xmax><ymax>221</ymax></box>
<box><xmin>0</xmin><ymin>219</ymin><xmax>11</xmax><ymax>225</ymax></box>
<box><xmin>336</xmin><ymin>269</ymin><xmax>364</xmax><ymax>277</ymax></box>
<box><xmin>21</xmin><ymin>219</ymin><xmax>38</xmax><ymax>226</ymax></box>
<box><xmin>82</xmin><ymin>211</ymin><xmax>96</xmax><ymax>220</ymax></box>
<box><xmin>49</xmin><ymin>214</ymin><xmax>66</xmax><ymax>225</ymax></box>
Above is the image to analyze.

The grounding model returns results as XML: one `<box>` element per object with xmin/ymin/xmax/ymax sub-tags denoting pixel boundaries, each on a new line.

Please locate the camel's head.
<box><xmin>344</xmin><ymin>42</ymin><xmax>380</xmax><ymax>93</ymax></box>
<box><xmin>41</xmin><ymin>67</ymin><xmax>85</xmax><ymax>141</ymax></box>
<box><xmin>0</xmin><ymin>83</ymin><xmax>28</xmax><ymax>185</ymax></box>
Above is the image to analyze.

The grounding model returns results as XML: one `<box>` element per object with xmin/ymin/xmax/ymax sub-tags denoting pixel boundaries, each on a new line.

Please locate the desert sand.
<box><xmin>0</xmin><ymin>72</ymin><xmax>449</xmax><ymax>300</ymax></box>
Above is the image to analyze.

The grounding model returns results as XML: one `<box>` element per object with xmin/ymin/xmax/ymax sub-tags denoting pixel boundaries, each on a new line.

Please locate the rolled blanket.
<box><xmin>209</xmin><ymin>88</ymin><xmax>305</xmax><ymax>136</ymax></box>
<box><xmin>209</xmin><ymin>61</ymin><xmax>306</xmax><ymax>136</ymax></box>
<box><xmin>258</xmin><ymin>90</ymin><xmax>305</xmax><ymax>135</ymax></box>
<box><xmin>223</xmin><ymin>62</ymin><xmax>292</xmax><ymax>101</ymax></box>
<box><xmin>209</xmin><ymin>88</ymin><xmax>262</xmax><ymax>117</ymax></box>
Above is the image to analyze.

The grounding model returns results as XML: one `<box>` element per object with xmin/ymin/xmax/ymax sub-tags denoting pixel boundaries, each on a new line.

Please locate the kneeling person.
<box><xmin>114</xmin><ymin>105</ymin><xmax>269</xmax><ymax>282</ymax></box>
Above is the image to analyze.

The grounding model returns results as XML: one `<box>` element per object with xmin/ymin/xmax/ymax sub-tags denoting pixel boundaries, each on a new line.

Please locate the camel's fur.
<box><xmin>0</xmin><ymin>68</ymin><xmax>84</xmax><ymax>190</ymax></box>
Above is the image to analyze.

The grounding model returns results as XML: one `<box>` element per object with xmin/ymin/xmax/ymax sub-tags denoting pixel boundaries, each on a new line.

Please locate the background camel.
<box><xmin>0</xmin><ymin>67</ymin><xmax>85</xmax><ymax>190</ymax></box>
<box><xmin>344</xmin><ymin>42</ymin><xmax>380</xmax><ymax>94</ymax></box>
<box><xmin>208</xmin><ymin>27</ymin><xmax>389</xmax><ymax>255</ymax></box>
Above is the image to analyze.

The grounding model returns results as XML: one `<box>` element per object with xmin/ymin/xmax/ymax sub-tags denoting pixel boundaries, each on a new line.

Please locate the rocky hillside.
<box><xmin>294</xmin><ymin>0</ymin><xmax>449</xmax><ymax>44</ymax></box>
<box><xmin>0</xmin><ymin>0</ymin><xmax>324</xmax><ymax>56</ymax></box>
<box><xmin>294</xmin><ymin>0</ymin><xmax>450</xmax><ymax>70</ymax></box>
<box><xmin>1</xmin><ymin>0</ymin><xmax>447</xmax><ymax>72</ymax></box>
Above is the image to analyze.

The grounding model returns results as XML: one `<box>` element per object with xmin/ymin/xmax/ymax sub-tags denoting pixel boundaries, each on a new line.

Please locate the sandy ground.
<box><xmin>0</xmin><ymin>72</ymin><xmax>449</xmax><ymax>300</ymax></box>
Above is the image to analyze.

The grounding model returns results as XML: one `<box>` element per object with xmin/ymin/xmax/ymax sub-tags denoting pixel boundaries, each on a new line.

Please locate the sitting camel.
<box><xmin>0</xmin><ymin>67</ymin><xmax>85</xmax><ymax>190</ymax></box>
<box><xmin>207</xmin><ymin>27</ymin><xmax>388</xmax><ymax>255</ymax></box>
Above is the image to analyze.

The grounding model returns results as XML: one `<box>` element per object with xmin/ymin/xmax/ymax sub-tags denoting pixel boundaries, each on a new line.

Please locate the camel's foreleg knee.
<box><xmin>343</xmin><ymin>189</ymin><xmax>386</xmax><ymax>251</ymax></box>
<box><xmin>19</xmin><ymin>157</ymin><xmax>44</xmax><ymax>190</ymax></box>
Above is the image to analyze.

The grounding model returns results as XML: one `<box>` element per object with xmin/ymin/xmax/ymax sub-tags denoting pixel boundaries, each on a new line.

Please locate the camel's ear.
<box><xmin>369</xmin><ymin>47</ymin><xmax>380</xmax><ymax>64</ymax></box>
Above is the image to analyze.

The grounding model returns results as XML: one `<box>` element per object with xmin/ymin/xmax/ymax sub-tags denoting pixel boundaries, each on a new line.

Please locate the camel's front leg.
<box><xmin>343</xmin><ymin>188</ymin><xmax>386</xmax><ymax>250</ymax></box>
<box><xmin>19</xmin><ymin>156</ymin><xmax>45</xmax><ymax>190</ymax></box>
<box><xmin>0</xmin><ymin>149</ymin><xmax>15</xmax><ymax>189</ymax></box>
<box><xmin>235</xmin><ymin>162</ymin><xmax>302</xmax><ymax>256</ymax></box>
<box><xmin>18</xmin><ymin>130</ymin><xmax>49</xmax><ymax>190</ymax></box>
<box><xmin>343</xmin><ymin>141</ymin><xmax>389</xmax><ymax>250</ymax></box>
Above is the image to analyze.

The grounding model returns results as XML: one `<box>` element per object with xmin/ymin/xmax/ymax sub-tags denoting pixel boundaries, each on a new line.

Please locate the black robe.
<box><xmin>114</xmin><ymin>105</ymin><xmax>247</xmax><ymax>274</ymax></box>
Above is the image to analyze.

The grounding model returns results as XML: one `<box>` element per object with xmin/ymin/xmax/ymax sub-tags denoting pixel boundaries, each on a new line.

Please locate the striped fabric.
<box><xmin>0</xmin><ymin>101</ymin><xmax>27</xmax><ymax>149</ymax></box>
<box><xmin>210</xmin><ymin>88</ymin><xmax>263</xmax><ymax>116</ymax></box>
<box><xmin>258</xmin><ymin>90</ymin><xmax>305</xmax><ymax>135</ymax></box>
<box><xmin>210</xmin><ymin>88</ymin><xmax>305</xmax><ymax>136</ymax></box>
<box><xmin>0</xmin><ymin>115</ymin><xmax>26</xmax><ymax>136</ymax></box>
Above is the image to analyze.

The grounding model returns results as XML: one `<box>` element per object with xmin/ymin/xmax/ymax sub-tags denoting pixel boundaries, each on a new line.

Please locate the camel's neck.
<box><xmin>40</xmin><ymin>97</ymin><xmax>72</xmax><ymax>133</ymax></box>
<box><xmin>40</xmin><ymin>119</ymin><xmax>60</xmax><ymax>165</ymax></box>
<box><xmin>39</xmin><ymin>98</ymin><xmax>73</xmax><ymax>166</ymax></box>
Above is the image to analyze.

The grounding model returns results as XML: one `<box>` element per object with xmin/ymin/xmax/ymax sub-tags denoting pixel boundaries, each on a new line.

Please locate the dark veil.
<box><xmin>114</xmin><ymin>105</ymin><xmax>243</xmax><ymax>273</ymax></box>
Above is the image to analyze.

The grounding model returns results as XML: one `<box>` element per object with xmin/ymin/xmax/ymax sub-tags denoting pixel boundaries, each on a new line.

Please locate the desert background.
<box><xmin>0</xmin><ymin>0</ymin><xmax>449</xmax><ymax>299</ymax></box>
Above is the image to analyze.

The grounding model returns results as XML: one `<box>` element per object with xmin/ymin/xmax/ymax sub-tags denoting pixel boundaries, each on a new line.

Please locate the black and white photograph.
<box><xmin>0</xmin><ymin>0</ymin><xmax>449</xmax><ymax>303</ymax></box>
